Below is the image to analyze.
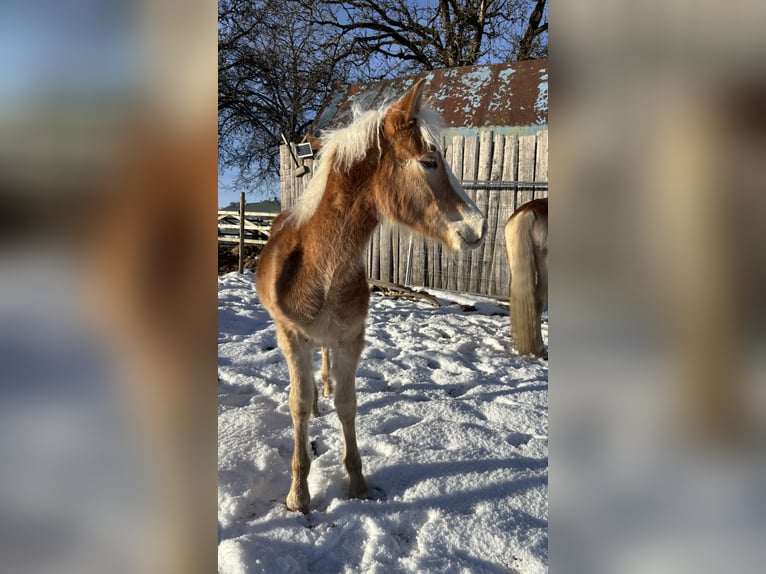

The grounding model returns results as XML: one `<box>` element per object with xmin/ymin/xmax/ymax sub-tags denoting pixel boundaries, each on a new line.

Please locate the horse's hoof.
<box><xmin>286</xmin><ymin>501</ymin><xmax>310</xmax><ymax>514</ymax></box>
<box><xmin>286</xmin><ymin>492</ymin><xmax>310</xmax><ymax>514</ymax></box>
<box><xmin>348</xmin><ymin>478</ymin><xmax>369</xmax><ymax>500</ymax></box>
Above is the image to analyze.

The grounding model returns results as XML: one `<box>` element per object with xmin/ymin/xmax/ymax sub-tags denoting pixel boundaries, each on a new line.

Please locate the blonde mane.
<box><xmin>289</xmin><ymin>102</ymin><xmax>444</xmax><ymax>225</ymax></box>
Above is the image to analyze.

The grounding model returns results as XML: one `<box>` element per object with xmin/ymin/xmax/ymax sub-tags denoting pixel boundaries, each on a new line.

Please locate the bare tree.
<box><xmin>303</xmin><ymin>0</ymin><xmax>531</xmax><ymax>77</ymax></box>
<box><xmin>218</xmin><ymin>0</ymin><xmax>548</xmax><ymax>190</ymax></box>
<box><xmin>218</xmin><ymin>0</ymin><xmax>353</xmax><ymax>188</ymax></box>
<box><xmin>516</xmin><ymin>0</ymin><xmax>548</xmax><ymax>61</ymax></box>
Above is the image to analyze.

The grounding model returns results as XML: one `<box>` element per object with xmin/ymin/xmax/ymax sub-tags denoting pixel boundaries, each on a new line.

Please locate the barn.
<box><xmin>280</xmin><ymin>59</ymin><xmax>548</xmax><ymax>297</ymax></box>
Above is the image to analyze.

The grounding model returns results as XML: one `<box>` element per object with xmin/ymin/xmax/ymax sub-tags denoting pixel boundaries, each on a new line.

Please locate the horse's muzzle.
<box><xmin>453</xmin><ymin>209</ymin><xmax>487</xmax><ymax>250</ymax></box>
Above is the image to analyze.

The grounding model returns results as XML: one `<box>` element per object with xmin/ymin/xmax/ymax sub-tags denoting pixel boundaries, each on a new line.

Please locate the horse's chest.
<box><xmin>322</xmin><ymin>272</ymin><xmax>370</xmax><ymax>323</ymax></box>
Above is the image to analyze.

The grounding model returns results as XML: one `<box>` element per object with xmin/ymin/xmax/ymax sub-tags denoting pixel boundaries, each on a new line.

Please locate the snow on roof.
<box><xmin>310</xmin><ymin>59</ymin><xmax>548</xmax><ymax>139</ymax></box>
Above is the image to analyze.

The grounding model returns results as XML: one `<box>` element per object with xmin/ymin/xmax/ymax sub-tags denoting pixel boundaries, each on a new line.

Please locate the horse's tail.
<box><xmin>505</xmin><ymin>208</ymin><xmax>542</xmax><ymax>356</ymax></box>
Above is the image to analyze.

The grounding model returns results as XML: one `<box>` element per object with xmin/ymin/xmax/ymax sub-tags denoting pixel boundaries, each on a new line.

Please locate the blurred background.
<box><xmin>0</xmin><ymin>1</ymin><xmax>216</xmax><ymax>573</ymax></box>
<box><xmin>1</xmin><ymin>0</ymin><xmax>764</xmax><ymax>573</ymax></box>
<box><xmin>551</xmin><ymin>1</ymin><xmax>766</xmax><ymax>572</ymax></box>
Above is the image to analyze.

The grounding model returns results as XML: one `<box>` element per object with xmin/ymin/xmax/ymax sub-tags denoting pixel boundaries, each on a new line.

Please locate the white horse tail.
<box><xmin>505</xmin><ymin>199</ymin><xmax>548</xmax><ymax>356</ymax></box>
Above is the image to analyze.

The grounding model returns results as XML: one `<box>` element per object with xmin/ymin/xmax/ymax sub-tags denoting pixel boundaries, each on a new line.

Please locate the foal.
<box><xmin>255</xmin><ymin>80</ymin><xmax>486</xmax><ymax>513</ymax></box>
<box><xmin>504</xmin><ymin>198</ymin><xmax>548</xmax><ymax>358</ymax></box>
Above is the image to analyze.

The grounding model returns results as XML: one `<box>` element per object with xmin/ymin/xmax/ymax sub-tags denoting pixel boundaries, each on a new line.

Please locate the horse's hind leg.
<box><xmin>321</xmin><ymin>346</ymin><xmax>332</xmax><ymax>397</ymax></box>
<box><xmin>276</xmin><ymin>326</ymin><xmax>314</xmax><ymax>513</ymax></box>
<box><xmin>311</xmin><ymin>381</ymin><xmax>320</xmax><ymax>418</ymax></box>
<box><xmin>534</xmin><ymin>249</ymin><xmax>548</xmax><ymax>357</ymax></box>
<box><xmin>331</xmin><ymin>331</ymin><xmax>368</xmax><ymax>500</ymax></box>
<box><xmin>311</xmin><ymin>347</ymin><xmax>332</xmax><ymax>418</ymax></box>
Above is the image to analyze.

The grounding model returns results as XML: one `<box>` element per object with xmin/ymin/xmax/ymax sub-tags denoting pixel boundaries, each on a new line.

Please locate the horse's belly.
<box><xmin>303</xmin><ymin>292</ymin><xmax>369</xmax><ymax>345</ymax></box>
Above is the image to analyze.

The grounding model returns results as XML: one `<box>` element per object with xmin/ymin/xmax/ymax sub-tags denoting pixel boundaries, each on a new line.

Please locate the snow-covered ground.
<box><xmin>218</xmin><ymin>272</ymin><xmax>548</xmax><ymax>573</ymax></box>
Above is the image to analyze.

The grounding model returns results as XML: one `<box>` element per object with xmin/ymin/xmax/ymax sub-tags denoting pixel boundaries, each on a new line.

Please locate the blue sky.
<box><xmin>218</xmin><ymin>167</ymin><xmax>280</xmax><ymax>208</ymax></box>
<box><xmin>218</xmin><ymin>168</ymin><xmax>240</xmax><ymax>209</ymax></box>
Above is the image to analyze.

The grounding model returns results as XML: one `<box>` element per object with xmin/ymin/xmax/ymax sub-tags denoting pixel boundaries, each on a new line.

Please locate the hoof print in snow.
<box><xmin>366</xmin><ymin>486</ymin><xmax>387</xmax><ymax>502</ymax></box>
<box><xmin>447</xmin><ymin>385</ymin><xmax>468</xmax><ymax>398</ymax></box>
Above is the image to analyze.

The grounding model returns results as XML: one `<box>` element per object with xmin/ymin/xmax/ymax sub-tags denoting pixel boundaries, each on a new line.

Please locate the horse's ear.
<box><xmin>392</xmin><ymin>79</ymin><xmax>426</xmax><ymax>123</ymax></box>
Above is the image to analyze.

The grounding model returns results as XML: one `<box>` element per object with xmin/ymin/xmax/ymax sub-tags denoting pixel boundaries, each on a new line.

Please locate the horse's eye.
<box><xmin>419</xmin><ymin>157</ymin><xmax>438</xmax><ymax>169</ymax></box>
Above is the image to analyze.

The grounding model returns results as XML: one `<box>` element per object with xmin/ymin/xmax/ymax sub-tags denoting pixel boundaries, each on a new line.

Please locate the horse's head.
<box><xmin>375</xmin><ymin>80</ymin><xmax>486</xmax><ymax>251</ymax></box>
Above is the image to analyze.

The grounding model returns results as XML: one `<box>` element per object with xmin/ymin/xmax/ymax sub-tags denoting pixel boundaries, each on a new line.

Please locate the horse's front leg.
<box><xmin>331</xmin><ymin>331</ymin><xmax>368</xmax><ymax>499</ymax></box>
<box><xmin>277</xmin><ymin>327</ymin><xmax>314</xmax><ymax>513</ymax></box>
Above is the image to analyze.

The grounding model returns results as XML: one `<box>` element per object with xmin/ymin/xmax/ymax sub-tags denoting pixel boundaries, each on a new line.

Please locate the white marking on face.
<box><xmin>445</xmin><ymin>162</ymin><xmax>480</xmax><ymax>215</ymax></box>
<box><xmin>441</xmin><ymin>157</ymin><xmax>486</xmax><ymax>249</ymax></box>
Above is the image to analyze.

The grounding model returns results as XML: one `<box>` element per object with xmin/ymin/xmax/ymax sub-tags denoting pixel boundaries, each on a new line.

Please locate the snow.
<box><xmin>218</xmin><ymin>272</ymin><xmax>548</xmax><ymax>573</ymax></box>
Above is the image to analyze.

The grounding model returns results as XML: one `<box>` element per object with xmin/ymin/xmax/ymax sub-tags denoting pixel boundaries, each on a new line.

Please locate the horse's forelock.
<box><xmin>327</xmin><ymin>101</ymin><xmax>442</xmax><ymax>167</ymax></box>
<box><xmin>416</xmin><ymin>108</ymin><xmax>444</xmax><ymax>151</ymax></box>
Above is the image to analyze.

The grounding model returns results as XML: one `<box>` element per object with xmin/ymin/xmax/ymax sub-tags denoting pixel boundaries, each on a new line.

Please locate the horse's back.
<box><xmin>505</xmin><ymin>198</ymin><xmax>547</xmax><ymax>253</ymax></box>
<box><xmin>506</xmin><ymin>198</ymin><xmax>547</xmax><ymax>227</ymax></box>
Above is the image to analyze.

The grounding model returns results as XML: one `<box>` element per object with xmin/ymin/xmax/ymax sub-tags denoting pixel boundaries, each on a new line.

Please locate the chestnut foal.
<box><xmin>256</xmin><ymin>80</ymin><xmax>486</xmax><ymax>513</ymax></box>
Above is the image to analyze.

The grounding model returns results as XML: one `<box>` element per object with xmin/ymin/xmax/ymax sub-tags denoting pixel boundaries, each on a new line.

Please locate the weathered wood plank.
<box><xmin>477</xmin><ymin>130</ymin><xmax>494</xmax><ymax>182</ymax></box>
<box><xmin>470</xmin><ymin>188</ymin><xmax>489</xmax><ymax>293</ymax></box>
<box><xmin>410</xmin><ymin>236</ymin><xmax>425</xmax><ymax>287</ymax></box>
<box><xmin>370</xmin><ymin>226</ymin><xmax>380</xmax><ymax>281</ymax></box>
<box><xmin>459</xmin><ymin>137</ymin><xmax>479</xmax><ymax>292</ymax></box>
<box><xmin>444</xmin><ymin>137</ymin><xmax>454</xmax><ymax>173</ymax></box>
<box><xmin>484</xmin><ymin>186</ymin><xmax>502</xmax><ymax>295</ymax></box>
<box><xmin>447</xmin><ymin>135</ymin><xmax>464</xmax><ymax>292</ymax></box>
<box><xmin>502</xmin><ymin>134</ymin><xmax>518</xmax><ymax>181</ymax></box>
<box><xmin>367</xmin><ymin>236</ymin><xmax>373</xmax><ymax>278</ymax></box>
<box><xmin>450</xmin><ymin>135</ymin><xmax>464</xmax><ymax>181</ymax></box>
<box><xmin>217</xmin><ymin>211</ymin><xmax>277</xmax><ymax>218</ymax></box>
<box><xmin>396</xmin><ymin>227</ymin><xmax>403</xmax><ymax>285</ymax></box>
<box><xmin>535</xmin><ymin>130</ymin><xmax>548</xmax><ymax>201</ymax></box>
<box><xmin>491</xmin><ymin>133</ymin><xmax>505</xmax><ymax>182</ymax></box>
<box><xmin>402</xmin><ymin>228</ymin><xmax>411</xmax><ymax>286</ymax></box>
<box><xmin>479</xmin><ymin>134</ymin><xmax>516</xmax><ymax>295</ymax></box>
<box><xmin>217</xmin><ymin>238</ymin><xmax>270</xmax><ymax>246</ymax></box>
<box><xmin>502</xmin><ymin>134</ymin><xmax>518</xmax><ymax>210</ymax></box>
<box><xmin>518</xmin><ymin>134</ymin><xmax>537</xmax><ymax>207</ymax></box>
<box><xmin>378</xmin><ymin>221</ymin><xmax>390</xmax><ymax>282</ymax></box>
<box><xmin>463</xmin><ymin>136</ymin><xmax>479</xmax><ymax>181</ymax></box>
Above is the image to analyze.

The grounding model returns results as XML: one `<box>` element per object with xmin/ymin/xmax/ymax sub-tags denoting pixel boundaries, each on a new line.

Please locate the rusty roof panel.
<box><xmin>310</xmin><ymin>59</ymin><xmax>547</xmax><ymax>136</ymax></box>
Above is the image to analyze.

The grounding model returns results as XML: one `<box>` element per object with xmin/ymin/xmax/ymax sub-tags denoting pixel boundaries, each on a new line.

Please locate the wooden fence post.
<box><xmin>238</xmin><ymin>192</ymin><xmax>245</xmax><ymax>273</ymax></box>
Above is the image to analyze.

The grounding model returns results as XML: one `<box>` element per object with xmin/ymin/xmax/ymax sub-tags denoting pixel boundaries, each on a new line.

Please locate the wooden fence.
<box><xmin>217</xmin><ymin>210</ymin><xmax>275</xmax><ymax>246</ymax></box>
<box><xmin>280</xmin><ymin>129</ymin><xmax>548</xmax><ymax>297</ymax></box>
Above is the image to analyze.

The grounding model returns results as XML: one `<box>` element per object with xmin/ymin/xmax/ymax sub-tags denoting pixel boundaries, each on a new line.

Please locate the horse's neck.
<box><xmin>305</xmin><ymin>170</ymin><xmax>380</xmax><ymax>271</ymax></box>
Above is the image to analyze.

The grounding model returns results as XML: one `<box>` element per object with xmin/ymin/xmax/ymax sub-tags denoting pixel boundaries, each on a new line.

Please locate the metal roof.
<box><xmin>309</xmin><ymin>59</ymin><xmax>548</xmax><ymax>138</ymax></box>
